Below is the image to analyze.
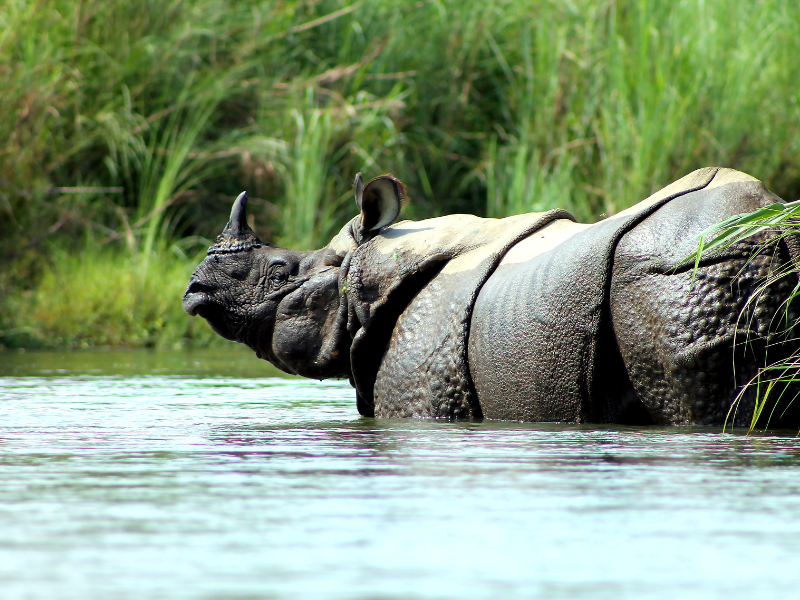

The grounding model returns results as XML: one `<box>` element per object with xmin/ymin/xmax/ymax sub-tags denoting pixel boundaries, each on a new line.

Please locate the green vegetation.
<box><xmin>2</xmin><ymin>0</ymin><xmax>800</xmax><ymax>349</ymax></box>
<box><xmin>1</xmin><ymin>249</ymin><xmax>217</xmax><ymax>349</ymax></box>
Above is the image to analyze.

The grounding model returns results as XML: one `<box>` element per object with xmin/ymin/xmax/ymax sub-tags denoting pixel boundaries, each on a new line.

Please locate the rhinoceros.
<box><xmin>183</xmin><ymin>167</ymin><xmax>800</xmax><ymax>427</ymax></box>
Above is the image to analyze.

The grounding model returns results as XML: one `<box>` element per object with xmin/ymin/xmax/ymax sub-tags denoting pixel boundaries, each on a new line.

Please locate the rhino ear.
<box><xmin>354</xmin><ymin>173</ymin><xmax>406</xmax><ymax>241</ymax></box>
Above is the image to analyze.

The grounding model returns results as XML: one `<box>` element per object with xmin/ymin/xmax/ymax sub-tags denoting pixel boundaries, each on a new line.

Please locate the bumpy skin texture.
<box><xmin>372</xmin><ymin>270</ymin><xmax>476</xmax><ymax>418</ymax></box>
<box><xmin>183</xmin><ymin>229</ymin><xmax>356</xmax><ymax>380</ymax></box>
<box><xmin>610</xmin><ymin>184</ymin><xmax>799</xmax><ymax>426</ymax></box>
<box><xmin>184</xmin><ymin>168</ymin><xmax>800</xmax><ymax>426</ymax></box>
<box><xmin>469</xmin><ymin>173</ymin><xmax>800</xmax><ymax>426</ymax></box>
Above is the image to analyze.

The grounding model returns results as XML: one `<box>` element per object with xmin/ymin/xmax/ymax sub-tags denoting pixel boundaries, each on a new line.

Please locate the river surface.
<box><xmin>2</xmin><ymin>347</ymin><xmax>800</xmax><ymax>599</ymax></box>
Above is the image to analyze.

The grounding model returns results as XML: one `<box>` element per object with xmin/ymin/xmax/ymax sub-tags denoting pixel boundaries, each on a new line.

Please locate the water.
<box><xmin>2</xmin><ymin>348</ymin><xmax>800</xmax><ymax>599</ymax></box>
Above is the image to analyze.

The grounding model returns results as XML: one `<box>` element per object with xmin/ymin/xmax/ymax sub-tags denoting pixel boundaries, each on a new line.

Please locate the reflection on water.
<box><xmin>0</xmin><ymin>345</ymin><xmax>289</xmax><ymax>378</ymax></box>
<box><xmin>2</xmin><ymin>348</ymin><xmax>800</xmax><ymax>599</ymax></box>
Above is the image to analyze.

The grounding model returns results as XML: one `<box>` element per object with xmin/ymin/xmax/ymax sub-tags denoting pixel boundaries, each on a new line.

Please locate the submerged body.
<box><xmin>183</xmin><ymin>168</ymin><xmax>800</xmax><ymax>426</ymax></box>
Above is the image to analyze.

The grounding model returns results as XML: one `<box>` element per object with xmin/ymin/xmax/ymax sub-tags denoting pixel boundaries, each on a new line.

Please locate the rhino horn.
<box><xmin>209</xmin><ymin>191</ymin><xmax>266</xmax><ymax>254</ymax></box>
<box><xmin>223</xmin><ymin>191</ymin><xmax>250</xmax><ymax>237</ymax></box>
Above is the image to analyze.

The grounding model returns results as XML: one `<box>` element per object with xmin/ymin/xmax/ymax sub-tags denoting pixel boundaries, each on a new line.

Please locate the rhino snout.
<box><xmin>182</xmin><ymin>278</ymin><xmax>216</xmax><ymax>316</ymax></box>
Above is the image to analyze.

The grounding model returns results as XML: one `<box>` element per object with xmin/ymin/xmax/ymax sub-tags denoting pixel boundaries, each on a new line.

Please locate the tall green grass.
<box><xmin>2</xmin><ymin>0</ymin><xmax>800</xmax><ymax>348</ymax></box>
<box><xmin>0</xmin><ymin>247</ymin><xmax>219</xmax><ymax>349</ymax></box>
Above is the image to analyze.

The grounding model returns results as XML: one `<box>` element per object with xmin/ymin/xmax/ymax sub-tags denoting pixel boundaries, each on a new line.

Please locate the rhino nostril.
<box><xmin>186</xmin><ymin>280</ymin><xmax>215</xmax><ymax>295</ymax></box>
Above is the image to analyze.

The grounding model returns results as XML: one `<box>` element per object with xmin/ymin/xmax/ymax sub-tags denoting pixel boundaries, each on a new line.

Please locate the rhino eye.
<box><xmin>267</xmin><ymin>264</ymin><xmax>289</xmax><ymax>290</ymax></box>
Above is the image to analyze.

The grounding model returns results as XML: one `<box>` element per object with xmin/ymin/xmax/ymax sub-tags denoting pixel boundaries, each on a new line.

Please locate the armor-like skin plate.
<box><xmin>184</xmin><ymin>168</ymin><xmax>800</xmax><ymax>426</ymax></box>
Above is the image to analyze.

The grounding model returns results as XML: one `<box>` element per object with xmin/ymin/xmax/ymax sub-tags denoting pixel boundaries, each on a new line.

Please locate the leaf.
<box><xmin>748</xmin><ymin>380</ymin><xmax>773</xmax><ymax>435</ymax></box>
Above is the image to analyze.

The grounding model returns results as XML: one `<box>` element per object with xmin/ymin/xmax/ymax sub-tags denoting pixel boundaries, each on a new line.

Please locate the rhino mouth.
<box><xmin>182</xmin><ymin>281</ymin><xmax>215</xmax><ymax>317</ymax></box>
<box><xmin>183</xmin><ymin>293</ymin><xmax>240</xmax><ymax>342</ymax></box>
<box><xmin>182</xmin><ymin>282</ymin><xmax>231</xmax><ymax>334</ymax></box>
<box><xmin>182</xmin><ymin>293</ymin><xmax>207</xmax><ymax>317</ymax></box>
<box><xmin>182</xmin><ymin>292</ymin><xmax>222</xmax><ymax>326</ymax></box>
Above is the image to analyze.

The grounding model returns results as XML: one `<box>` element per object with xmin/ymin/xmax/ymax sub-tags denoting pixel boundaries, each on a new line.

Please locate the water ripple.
<box><xmin>1</xmin><ymin>350</ymin><xmax>800</xmax><ymax>599</ymax></box>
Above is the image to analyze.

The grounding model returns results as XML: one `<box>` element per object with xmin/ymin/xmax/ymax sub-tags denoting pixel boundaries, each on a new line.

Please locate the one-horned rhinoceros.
<box><xmin>183</xmin><ymin>167</ymin><xmax>800</xmax><ymax>427</ymax></box>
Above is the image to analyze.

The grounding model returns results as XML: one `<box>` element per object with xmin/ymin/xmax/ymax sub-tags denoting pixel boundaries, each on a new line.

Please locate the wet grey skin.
<box><xmin>182</xmin><ymin>193</ymin><xmax>352</xmax><ymax>380</ymax></box>
<box><xmin>184</xmin><ymin>168</ymin><xmax>800</xmax><ymax>427</ymax></box>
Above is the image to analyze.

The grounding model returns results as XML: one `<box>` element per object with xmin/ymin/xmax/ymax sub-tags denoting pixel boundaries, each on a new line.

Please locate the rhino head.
<box><xmin>182</xmin><ymin>174</ymin><xmax>405</xmax><ymax>380</ymax></box>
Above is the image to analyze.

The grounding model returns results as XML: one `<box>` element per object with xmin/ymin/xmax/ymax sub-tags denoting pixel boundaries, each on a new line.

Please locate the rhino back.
<box><xmin>469</xmin><ymin>169</ymin><xmax>800</xmax><ymax>425</ymax></box>
<box><xmin>468</xmin><ymin>218</ymin><xmax>647</xmax><ymax>423</ymax></box>
<box><xmin>468</xmin><ymin>167</ymin><xmax>723</xmax><ymax>423</ymax></box>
